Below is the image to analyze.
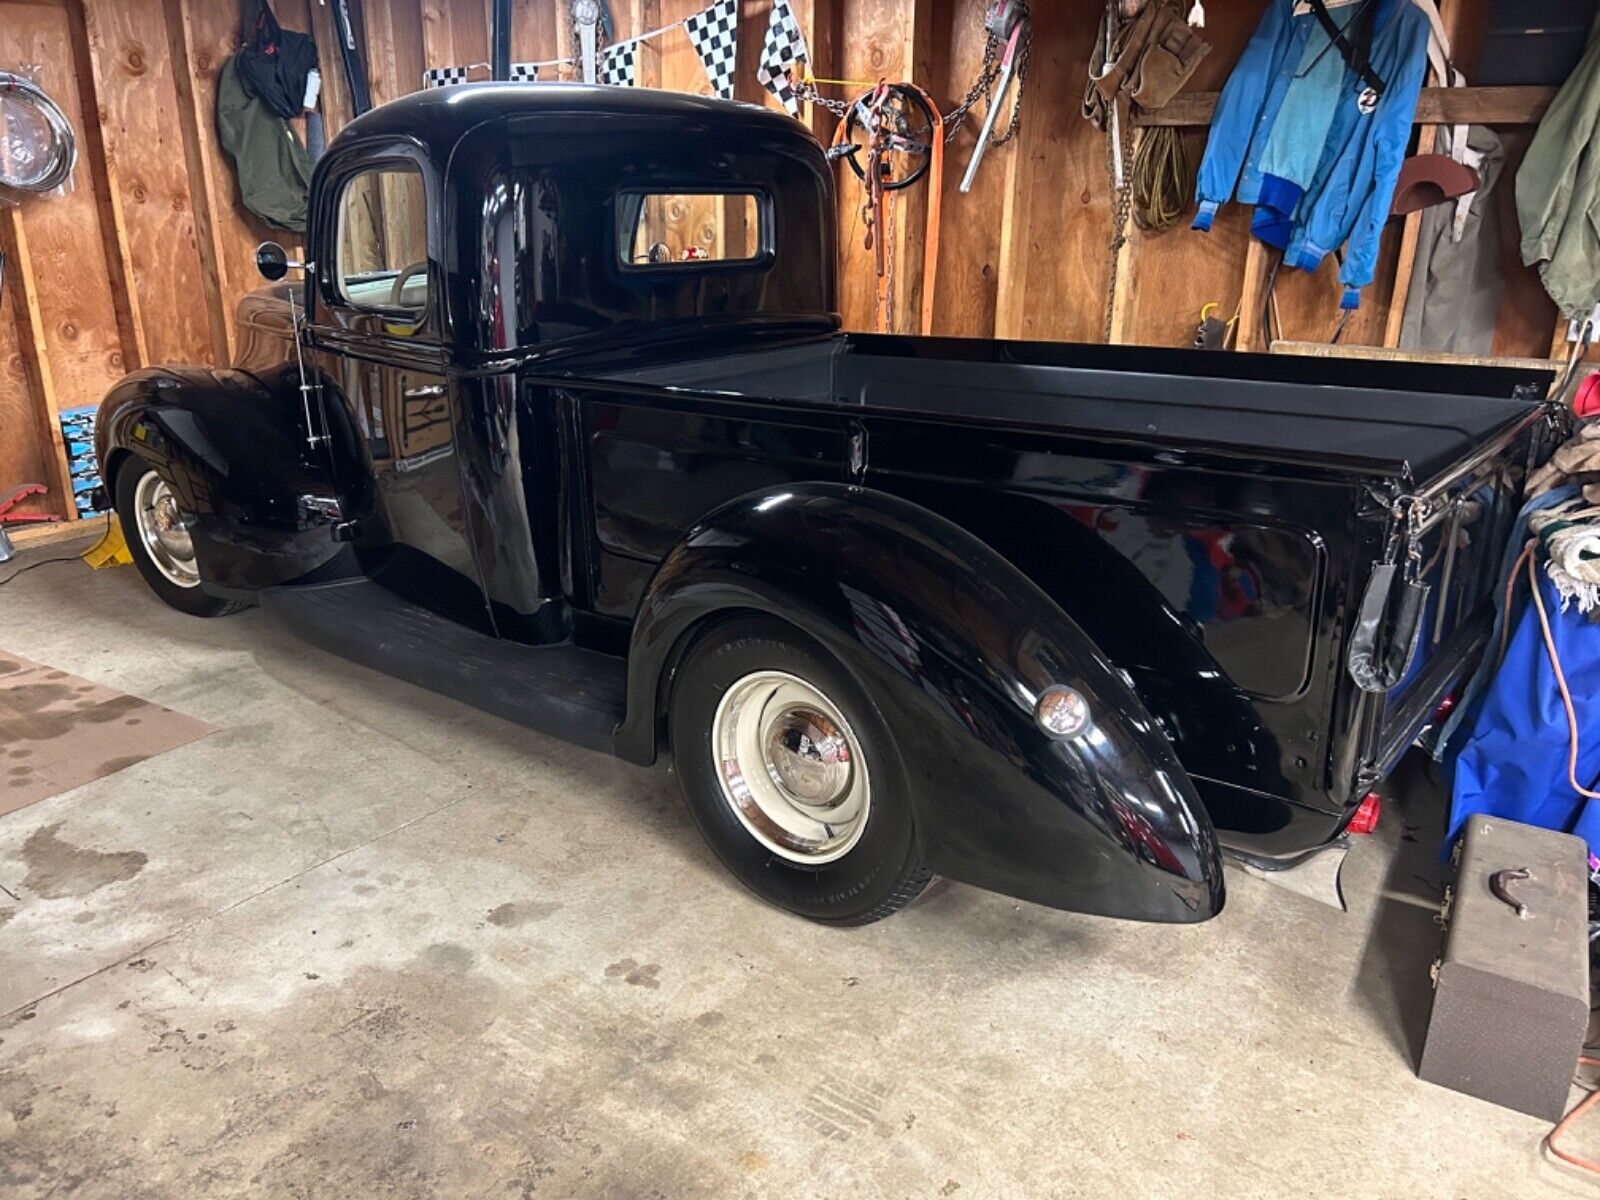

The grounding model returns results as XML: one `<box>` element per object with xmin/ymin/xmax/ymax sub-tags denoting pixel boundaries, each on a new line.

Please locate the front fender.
<box><xmin>619</xmin><ymin>483</ymin><xmax>1223</xmax><ymax>923</ymax></box>
<box><xmin>96</xmin><ymin>366</ymin><xmax>358</xmax><ymax>593</ymax></box>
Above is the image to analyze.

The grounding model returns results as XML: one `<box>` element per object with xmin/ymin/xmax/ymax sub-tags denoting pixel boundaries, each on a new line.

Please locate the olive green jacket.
<box><xmin>215</xmin><ymin>54</ymin><xmax>311</xmax><ymax>234</ymax></box>
<box><xmin>1517</xmin><ymin>32</ymin><xmax>1600</xmax><ymax>319</ymax></box>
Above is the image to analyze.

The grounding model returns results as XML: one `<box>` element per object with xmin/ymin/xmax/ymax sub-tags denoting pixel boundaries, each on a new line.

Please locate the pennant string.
<box><xmin>607</xmin><ymin>18</ymin><xmax>686</xmax><ymax>52</ymax></box>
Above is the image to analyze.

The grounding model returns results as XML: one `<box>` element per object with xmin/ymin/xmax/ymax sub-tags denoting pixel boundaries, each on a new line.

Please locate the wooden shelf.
<box><xmin>1135</xmin><ymin>84</ymin><xmax>1558</xmax><ymax>127</ymax></box>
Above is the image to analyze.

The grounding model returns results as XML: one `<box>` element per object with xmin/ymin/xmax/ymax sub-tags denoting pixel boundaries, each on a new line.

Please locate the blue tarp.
<box><xmin>1449</xmin><ymin>560</ymin><xmax>1600</xmax><ymax>857</ymax></box>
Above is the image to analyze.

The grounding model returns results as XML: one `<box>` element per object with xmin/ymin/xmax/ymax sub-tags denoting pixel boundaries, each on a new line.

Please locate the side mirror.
<box><xmin>255</xmin><ymin>241</ymin><xmax>308</xmax><ymax>282</ymax></box>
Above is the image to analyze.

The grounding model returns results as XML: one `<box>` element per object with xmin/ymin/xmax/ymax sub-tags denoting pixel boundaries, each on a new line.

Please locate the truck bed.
<box><xmin>587</xmin><ymin>333</ymin><xmax>1548</xmax><ymax>487</ymax></box>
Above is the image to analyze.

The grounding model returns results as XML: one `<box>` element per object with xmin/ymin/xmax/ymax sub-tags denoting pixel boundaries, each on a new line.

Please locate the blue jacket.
<box><xmin>1193</xmin><ymin>0</ymin><xmax>1430</xmax><ymax>308</ymax></box>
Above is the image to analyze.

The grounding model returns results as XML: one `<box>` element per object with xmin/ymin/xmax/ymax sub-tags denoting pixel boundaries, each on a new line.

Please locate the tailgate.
<box><xmin>1356</xmin><ymin>405</ymin><xmax>1552</xmax><ymax>785</ymax></box>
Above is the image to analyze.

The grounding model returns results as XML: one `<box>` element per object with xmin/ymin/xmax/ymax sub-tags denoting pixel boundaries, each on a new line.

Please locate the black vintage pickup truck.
<box><xmin>95</xmin><ymin>85</ymin><xmax>1552</xmax><ymax>927</ymax></box>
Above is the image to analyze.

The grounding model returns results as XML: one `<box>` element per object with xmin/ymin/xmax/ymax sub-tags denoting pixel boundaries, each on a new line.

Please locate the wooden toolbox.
<box><xmin>1419</xmin><ymin>816</ymin><xmax>1590</xmax><ymax>1121</ymax></box>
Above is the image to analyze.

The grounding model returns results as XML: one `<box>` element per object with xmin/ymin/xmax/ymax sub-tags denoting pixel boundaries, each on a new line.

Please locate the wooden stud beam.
<box><xmin>1108</xmin><ymin>121</ymin><xmax>1142</xmax><ymax>345</ymax></box>
<box><xmin>1383</xmin><ymin>0</ymin><xmax>1461</xmax><ymax>349</ymax></box>
<box><xmin>894</xmin><ymin>0</ymin><xmax>935</xmax><ymax>336</ymax></box>
<box><xmin>1234</xmin><ymin>239</ymin><xmax>1276</xmax><ymax>353</ymax></box>
<box><xmin>993</xmin><ymin>108</ymin><xmax>1035</xmax><ymax>342</ymax></box>
<box><xmin>67</xmin><ymin>0</ymin><xmax>147</xmax><ymax>373</ymax></box>
<box><xmin>793</xmin><ymin>0</ymin><xmax>839</xmax><ymax>144</ymax></box>
<box><xmin>553</xmin><ymin>0</ymin><xmax>574</xmax><ymax>81</ymax></box>
<box><xmin>0</xmin><ymin>208</ymin><xmax>79</xmax><ymax>523</ymax></box>
<box><xmin>628</xmin><ymin>0</ymin><xmax>662</xmax><ymax>89</ymax></box>
<box><xmin>8</xmin><ymin>520</ymin><xmax>105</xmax><ymax>552</ymax></box>
<box><xmin>1134</xmin><ymin>85</ymin><xmax>1558</xmax><ymax>128</ymax></box>
<box><xmin>1381</xmin><ymin>122</ymin><xmax>1436</xmax><ymax>348</ymax></box>
<box><xmin>162</xmin><ymin>0</ymin><xmax>233</xmax><ymax>368</ymax></box>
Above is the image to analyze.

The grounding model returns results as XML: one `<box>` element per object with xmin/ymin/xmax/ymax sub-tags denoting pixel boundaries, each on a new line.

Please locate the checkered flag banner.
<box><xmin>757</xmin><ymin>0</ymin><xmax>810</xmax><ymax>116</ymax></box>
<box><xmin>509</xmin><ymin>62</ymin><xmax>541</xmax><ymax>83</ymax></box>
<box><xmin>684</xmin><ymin>0</ymin><xmax>738</xmax><ymax>100</ymax></box>
<box><xmin>598</xmin><ymin>41</ymin><xmax>637</xmax><ymax>87</ymax></box>
<box><xmin>423</xmin><ymin>65</ymin><xmax>470</xmax><ymax>89</ymax></box>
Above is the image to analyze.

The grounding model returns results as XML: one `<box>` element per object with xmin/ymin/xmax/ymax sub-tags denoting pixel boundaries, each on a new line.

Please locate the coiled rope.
<box><xmin>1130</xmin><ymin>124</ymin><xmax>1190</xmax><ymax>233</ymax></box>
<box><xmin>0</xmin><ymin>72</ymin><xmax>77</xmax><ymax>194</ymax></box>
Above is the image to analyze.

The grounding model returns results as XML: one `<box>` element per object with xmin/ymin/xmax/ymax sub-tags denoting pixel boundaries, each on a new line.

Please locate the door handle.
<box><xmin>403</xmin><ymin>384</ymin><xmax>446</xmax><ymax>399</ymax></box>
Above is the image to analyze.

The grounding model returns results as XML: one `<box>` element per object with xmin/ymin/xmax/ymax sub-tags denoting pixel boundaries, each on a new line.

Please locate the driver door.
<box><xmin>312</xmin><ymin>154</ymin><xmax>490</xmax><ymax>632</ymax></box>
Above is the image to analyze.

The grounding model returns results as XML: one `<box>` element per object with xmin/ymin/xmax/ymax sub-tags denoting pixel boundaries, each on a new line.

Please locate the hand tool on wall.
<box><xmin>574</xmin><ymin>0</ymin><xmax>601</xmax><ymax>83</ymax></box>
<box><xmin>951</xmin><ymin>0</ymin><xmax>1030</xmax><ymax>193</ymax></box>
<box><xmin>319</xmin><ymin>0</ymin><xmax>371</xmax><ymax>116</ymax></box>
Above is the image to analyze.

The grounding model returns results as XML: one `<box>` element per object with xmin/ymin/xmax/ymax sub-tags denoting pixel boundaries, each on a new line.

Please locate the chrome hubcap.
<box><xmin>712</xmin><ymin>670</ymin><xmax>871</xmax><ymax>864</ymax></box>
<box><xmin>133</xmin><ymin>472</ymin><xmax>199</xmax><ymax>589</ymax></box>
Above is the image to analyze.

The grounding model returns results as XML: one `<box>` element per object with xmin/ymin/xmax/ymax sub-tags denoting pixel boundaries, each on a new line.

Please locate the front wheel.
<box><xmin>669</xmin><ymin>618</ymin><xmax>931</xmax><ymax>925</ymax></box>
<box><xmin>115</xmin><ymin>461</ymin><xmax>244</xmax><ymax>618</ymax></box>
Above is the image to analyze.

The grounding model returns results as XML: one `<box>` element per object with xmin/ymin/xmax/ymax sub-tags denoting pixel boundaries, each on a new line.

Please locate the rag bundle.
<box><xmin>1528</xmin><ymin>419</ymin><xmax>1600</xmax><ymax>502</ymax></box>
<box><xmin>1528</xmin><ymin>496</ymin><xmax>1600</xmax><ymax>613</ymax></box>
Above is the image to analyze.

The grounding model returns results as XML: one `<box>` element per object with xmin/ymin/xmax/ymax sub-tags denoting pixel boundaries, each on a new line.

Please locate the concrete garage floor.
<box><xmin>2</xmin><ymin>544</ymin><xmax>1597</xmax><ymax>1198</ymax></box>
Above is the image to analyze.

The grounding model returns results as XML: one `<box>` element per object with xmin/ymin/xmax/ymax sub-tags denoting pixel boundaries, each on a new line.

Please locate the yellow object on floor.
<box><xmin>81</xmin><ymin>515</ymin><xmax>133</xmax><ymax>569</ymax></box>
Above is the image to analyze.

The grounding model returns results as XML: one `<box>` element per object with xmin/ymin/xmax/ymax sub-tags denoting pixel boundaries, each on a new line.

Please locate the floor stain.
<box><xmin>2</xmin><ymin>682</ymin><xmax>71</xmax><ymax>713</ymax></box>
<box><xmin>0</xmin><ymin>907</ymin><xmax>13</xmax><ymax>930</ymax></box>
<box><xmin>485</xmin><ymin>900</ymin><xmax>560</xmax><ymax>929</ymax></box>
<box><xmin>0</xmin><ymin>694</ymin><xmax>148</xmax><ymax>743</ymax></box>
<box><xmin>419</xmin><ymin>942</ymin><xmax>474</xmax><ymax>973</ymax></box>
<box><xmin>603</xmin><ymin>959</ymin><xmax>661</xmax><ymax>989</ymax></box>
<box><xmin>19</xmin><ymin>823</ymin><xmax>148</xmax><ymax>900</ymax></box>
<box><xmin>92</xmin><ymin>756</ymin><xmax>148</xmax><ymax>782</ymax></box>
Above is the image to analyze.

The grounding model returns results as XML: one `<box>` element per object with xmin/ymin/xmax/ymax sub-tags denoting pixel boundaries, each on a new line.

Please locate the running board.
<box><xmin>1227</xmin><ymin>837</ymin><xmax>1351</xmax><ymax>911</ymax></box>
<box><xmin>259</xmin><ymin>578</ymin><xmax>626</xmax><ymax>753</ymax></box>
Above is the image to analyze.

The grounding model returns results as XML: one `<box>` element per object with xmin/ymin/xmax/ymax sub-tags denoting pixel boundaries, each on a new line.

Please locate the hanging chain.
<box><xmin>797</xmin><ymin>4</ymin><xmax>1032</xmax><ymax>141</ymax></box>
<box><xmin>884</xmin><ymin>190</ymin><xmax>897</xmax><ymax>332</ymax></box>
<box><xmin>1101</xmin><ymin>100</ymin><xmax>1135</xmax><ymax>344</ymax></box>
<box><xmin>791</xmin><ymin>77</ymin><xmax>853</xmax><ymax>119</ymax></box>
<box><xmin>943</xmin><ymin>3</ymin><xmax>1030</xmax><ymax>146</ymax></box>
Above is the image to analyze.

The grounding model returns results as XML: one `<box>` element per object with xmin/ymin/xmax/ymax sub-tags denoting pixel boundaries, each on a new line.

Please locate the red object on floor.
<box><xmin>0</xmin><ymin>483</ymin><xmax>61</xmax><ymax>525</ymax></box>
<box><xmin>1348</xmin><ymin>792</ymin><xmax>1381</xmax><ymax>835</ymax></box>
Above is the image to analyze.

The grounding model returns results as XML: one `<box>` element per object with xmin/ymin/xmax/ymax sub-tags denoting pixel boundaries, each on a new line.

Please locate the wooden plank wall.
<box><xmin>0</xmin><ymin>0</ymin><xmax>1578</xmax><ymax>522</ymax></box>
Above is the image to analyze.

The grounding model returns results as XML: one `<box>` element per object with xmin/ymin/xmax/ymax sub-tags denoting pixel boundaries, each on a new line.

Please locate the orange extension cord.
<box><xmin>1495</xmin><ymin>540</ymin><xmax>1600</xmax><ymax>802</ymax></box>
<box><xmin>1548</xmin><ymin>1058</ymin><xmax>1600</xmax><ymax>1174</ymax></box>
<box><xmin>1526</xmin><ymin>547</ymin><xmax>1600</xmax><ymax>802</ymax></box>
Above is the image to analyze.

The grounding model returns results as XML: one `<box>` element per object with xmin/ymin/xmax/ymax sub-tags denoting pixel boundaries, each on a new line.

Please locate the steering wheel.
<box><xmin>390</xmin><ymin>261</ymin><xmax>428</xmax><ymax>311</ymax></box>
<box><xmin>841</xmin><ymin>85</ymin><xmax>937</xmax><ymax>192</ymax></box>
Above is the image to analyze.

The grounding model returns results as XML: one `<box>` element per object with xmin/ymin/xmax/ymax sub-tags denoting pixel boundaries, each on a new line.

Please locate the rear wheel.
<box><xmin>669</xmin><ymin>618</ymin><xmax>930</xmax><ymax>925</ymax></box>
<box><xmin>115</xmin><ymin>461</ymin><xmax>244</xmax><ymax>617</ymax></box>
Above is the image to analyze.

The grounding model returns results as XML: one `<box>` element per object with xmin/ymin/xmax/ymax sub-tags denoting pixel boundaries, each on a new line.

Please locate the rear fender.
<box><xmin>618</xmin><ymin>483</ymin><xmax>1224</xmax><ymax>923</ymax></box>
<box><xmin>96</xmin><ymin>366</ymin><xmax>359</xmax><ymax>593</ymax></box>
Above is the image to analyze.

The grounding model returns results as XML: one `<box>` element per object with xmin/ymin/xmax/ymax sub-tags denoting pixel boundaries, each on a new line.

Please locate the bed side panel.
<box><xmin>861</xmin><ymin>419</ymin><xmax>1362</xmax><ymax>858</ymax></box>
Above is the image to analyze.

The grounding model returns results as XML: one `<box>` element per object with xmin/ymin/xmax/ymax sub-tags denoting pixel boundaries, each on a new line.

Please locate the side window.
<box><xmin>335</xmin><ymin>163</ymin><xmax>429</xmax><ymax>316</ymax></box>
<box><xmin>619</xmin><ymin>192</ymin><xmax>763</xmax><ymax>266</ymax></box>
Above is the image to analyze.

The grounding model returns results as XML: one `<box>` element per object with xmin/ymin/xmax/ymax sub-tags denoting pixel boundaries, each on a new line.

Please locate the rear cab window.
<box><xmin>619</xmin><ymin>192</ymin><xmax>765</xmax><ymax>267</ymax></box>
